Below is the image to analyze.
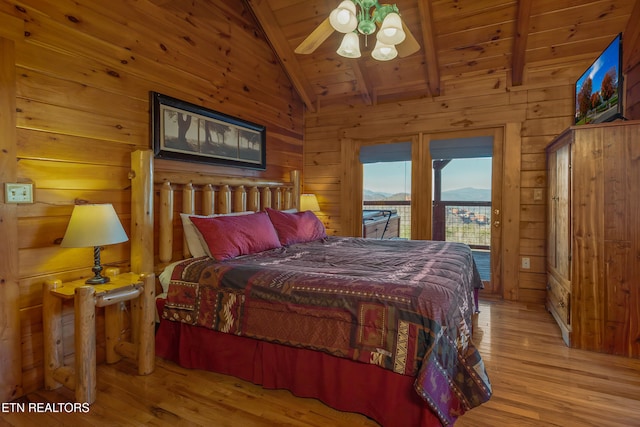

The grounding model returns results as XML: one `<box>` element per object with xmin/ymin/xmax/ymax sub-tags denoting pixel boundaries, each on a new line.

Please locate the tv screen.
<box><xmin>574</xmin><ymin>33</ymin><xmax>623</xmax><ymax>125</ymax></box>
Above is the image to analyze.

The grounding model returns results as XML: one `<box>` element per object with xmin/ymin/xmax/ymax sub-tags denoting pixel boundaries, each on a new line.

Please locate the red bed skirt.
<box><xmin>156</xmin><ymin>313</ymin><xmax>444</xmax><ymax>426</ymax></box>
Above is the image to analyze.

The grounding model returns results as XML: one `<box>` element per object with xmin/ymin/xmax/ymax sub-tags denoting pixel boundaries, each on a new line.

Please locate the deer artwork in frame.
<box><xmin>150</xmin><ymin>91</ymin><xmax>266</xmax><ymax>170</ymax></box>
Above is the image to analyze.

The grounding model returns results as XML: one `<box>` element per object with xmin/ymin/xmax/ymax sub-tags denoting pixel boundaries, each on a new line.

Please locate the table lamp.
<box><xmin>300</xmin><ymin>193</ymin><xmax>320</xmax><ymax>212</ymax></box>
<box><xmin>61</xmin><ymin>204</ymin><xmax>128</xmax><ymax>284</ymax></box>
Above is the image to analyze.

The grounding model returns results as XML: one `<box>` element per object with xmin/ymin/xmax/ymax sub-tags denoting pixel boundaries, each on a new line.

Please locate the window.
<box><xmin>440</xmin><ymin>158</ymin><xmax>492</xmax><ymax>201</ymax></box>
<box><xmin>362</xmin><ymin>160</ymin><xmax>411</xmax><ymax>238</ymax></box>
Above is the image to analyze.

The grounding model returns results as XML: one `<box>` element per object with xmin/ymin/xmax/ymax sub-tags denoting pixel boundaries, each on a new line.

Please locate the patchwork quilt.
<box><xmin>163</xmin><ymin>237</ymin><xmax>492</xmax><ymax>425</ymax></box>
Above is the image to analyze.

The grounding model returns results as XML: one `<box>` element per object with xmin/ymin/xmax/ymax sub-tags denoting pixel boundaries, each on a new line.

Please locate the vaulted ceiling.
<box><xmin>174</xmin><ymin>0</ymin><xmax>638</xmax><ymax>112</ymax></box>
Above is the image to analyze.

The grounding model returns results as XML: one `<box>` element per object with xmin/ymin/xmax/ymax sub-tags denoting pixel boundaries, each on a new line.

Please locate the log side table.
<box><xmin>43</xmin><ymin>271</ymin><xmax>155</xmax><ymax>404</ymax></box>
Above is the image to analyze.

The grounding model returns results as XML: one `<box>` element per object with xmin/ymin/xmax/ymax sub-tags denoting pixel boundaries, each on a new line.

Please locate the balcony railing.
<box><xmin>363</xmin><ymin>200</ymin><xmax>491</xmax><ymax>248</ymax></box>
<box><xmin>433</xmin><ymin>201</ymin><xmax>491</xmax><ymax>249</ymax></box>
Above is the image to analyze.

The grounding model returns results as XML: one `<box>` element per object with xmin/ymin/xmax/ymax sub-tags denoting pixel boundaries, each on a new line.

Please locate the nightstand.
<box><xmin>42</xmin><ymin>271</ymin><xmax>155</xmax><ymax>404</ymax></box>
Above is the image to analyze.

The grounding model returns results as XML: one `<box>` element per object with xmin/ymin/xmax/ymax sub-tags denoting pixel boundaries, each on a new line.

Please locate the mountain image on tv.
<box><xmin>574</xmin><ymin>34</ymin><xmax>622</xmax><ymax>125</ymax></box>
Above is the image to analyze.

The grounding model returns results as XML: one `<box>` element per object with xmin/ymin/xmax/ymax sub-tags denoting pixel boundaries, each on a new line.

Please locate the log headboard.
<box><xmin>130</xmin><ymin>150</ymin><xmax>301</xmax><ymax>276</ymax></box>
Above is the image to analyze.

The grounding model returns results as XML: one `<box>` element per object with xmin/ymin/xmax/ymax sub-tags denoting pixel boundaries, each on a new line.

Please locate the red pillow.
<box><xmin>190</xmin><ymin>212</ymin><xmax>281</xmax><ymax>260</ymax></box>
<box><xmin>265</xmin><ymin>207</ymin><xmax>327</xmax><ymax>246</ymax></box>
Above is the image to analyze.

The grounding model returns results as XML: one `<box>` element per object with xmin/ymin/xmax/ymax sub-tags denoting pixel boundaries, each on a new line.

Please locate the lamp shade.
<box><xmin>61</xmin><ymin>204</ymin><xmax>128</xmax><ymax>248</ymax></box>
<box><xmin>371</xmin><ymin>40</ymin><xmax>398</xmax><ymax>61</ymax></box>
<box><xmin>377</xmin><ymin>12</ymin><xmax>406</xmax><ymax>45</ymax></box>
<box><xmin>337</xmin><ymin>32</ymin><xmax>361</xmax><ymax>58</ymax></box>
<box><xmin>300</xmin><ymin>194</ymin><xmax>321</xmax><ymax>212</ymax></box>
<box><xmin>329</xmin><ymin>0</ymin><xmax>357</xmax><ymax>33</ymax></box>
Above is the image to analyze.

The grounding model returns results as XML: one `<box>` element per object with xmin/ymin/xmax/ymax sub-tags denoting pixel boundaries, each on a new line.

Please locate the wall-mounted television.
<box><xmin>574</xmin><ymin>33</ymin><xmax>623</xmax><ymax>125</ymax></box>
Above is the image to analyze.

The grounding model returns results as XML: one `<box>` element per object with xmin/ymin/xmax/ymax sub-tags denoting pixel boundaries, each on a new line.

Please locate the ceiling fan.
<box><xmin>295</xmin><ymin>0</ymin><xmax>420</xmax><ymax>60</ymax></box>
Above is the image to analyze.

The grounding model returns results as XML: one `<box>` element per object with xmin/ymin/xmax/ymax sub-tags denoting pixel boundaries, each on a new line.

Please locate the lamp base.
<box><xmin>86</xmin><ymin>245</ymin><xmax>110</xmax><ymax>285</ymax></box>
<box><xmin>85</xmin><ymin>275</ymin><xmax>110</xmax><ymax>285</ymax></box>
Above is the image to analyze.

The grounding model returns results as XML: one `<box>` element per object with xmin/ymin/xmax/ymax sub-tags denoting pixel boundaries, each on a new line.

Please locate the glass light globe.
<box><xmin>329</xmin><ymin>1</ymin><xmax>357</xmax><ymax>33</ymax></box>
<box><xmin>377</xmin><ymin>12</ymin><xmax>406</xmax><ymax>45</ymax></box>
<box><xmin>337</xmin><ymin>32</ymin><xmax>361</xmax><ymax>58</ymax></box>
<box><xmin>371</xmin><ymin>40</ymin><xmax>398</xmax><ymax>61</ymax></box>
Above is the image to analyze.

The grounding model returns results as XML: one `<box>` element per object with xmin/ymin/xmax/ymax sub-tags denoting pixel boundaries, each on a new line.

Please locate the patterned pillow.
<box><xmin>190</xmin><ymin>212</ymin><xmax>281</xmax><ymax>260</ymax></box>
<box><xmin>265</xmin><ymin>207</ymin><xmax>327</xmax><ymax>246</ymax></box>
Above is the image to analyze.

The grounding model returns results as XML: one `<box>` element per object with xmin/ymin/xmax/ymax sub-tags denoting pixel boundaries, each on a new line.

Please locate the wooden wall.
<box><xmin>624</xmin><ymin>1</ymin><xmax>640</xmax><ymax>120</ymax></box>
<box><xmin>304</xmin><ymin>28</ymin><xmax>640</xmax><ymax>305</ymax></box>
<box><xmin>0</xmin><ymin>0</ymin><xmax>303</xmax><ymax>400</ymax></box>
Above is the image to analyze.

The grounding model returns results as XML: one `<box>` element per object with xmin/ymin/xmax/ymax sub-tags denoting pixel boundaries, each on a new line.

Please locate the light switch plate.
<box><xmin>5</xmin><ymin>183</ymin><xmax>34</xmax><ymax>204</ymax></box>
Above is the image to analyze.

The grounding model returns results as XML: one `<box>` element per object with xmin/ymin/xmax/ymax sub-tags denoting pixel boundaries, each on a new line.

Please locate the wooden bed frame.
<box><xmin>129</xmin><ymin>150</ymin><xmax>446</xmax><ymax>426</ymax></box>
<box><xmin>130</xmin><ymin>150</ymin><xmax>300</xmax><ymax>274</ymax></box>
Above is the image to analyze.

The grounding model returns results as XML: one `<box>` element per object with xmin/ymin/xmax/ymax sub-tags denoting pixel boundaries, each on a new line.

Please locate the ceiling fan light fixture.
<box><xmin>357</xmin><ymin>19</ymin><xmax>376</xmax><ymax>35</ymax></box>
<box><xmin>371</xmin><ymin>40</ymin><xmax>397</xmax><ymax>61</ymax></box>
<box><xmin>295</xmin><ymin>0</ymin><xmax>419</xmax><ymax>59</ymax></box>
<box><xmin>377</xmin><ymin>12</ymin><xmax>405</xmax><ymax>45</ymax></box>
<box><xmin>337</xmin><ymin>32</ymin><xmax>361</xmax><ymax>58</ymax></box>
<box><xmin>329</xmin><ymin>1</ymin><xmax>358</xmax><ymax>33</ymax></box>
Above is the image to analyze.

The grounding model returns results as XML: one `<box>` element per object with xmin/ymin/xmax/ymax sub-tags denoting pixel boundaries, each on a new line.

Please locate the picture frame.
<box><xmin>150</xmin><ymin>91</ymin><xmax>266</xmax><ymax>170</ymax></box>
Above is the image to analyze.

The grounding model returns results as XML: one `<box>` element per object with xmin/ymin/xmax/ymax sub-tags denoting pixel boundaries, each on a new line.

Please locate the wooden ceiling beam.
<box><xmin>511</xmin><ymin>0</ymin><xmax>532</xmax><ymax>86</ymax></box>
<box><xmin>243</xmin><ymin>0</ymin><xmax>318</xmax><ymax>113</ymax></box>
<box><xmin>417</xmin><ymin>0</ymin><xmax>440</xmax><ymax>97</ymax></box>
<box><xmin>349</xmin><ymin>61</ymin><xmax>373</xmax><ymax>106</ymax></box>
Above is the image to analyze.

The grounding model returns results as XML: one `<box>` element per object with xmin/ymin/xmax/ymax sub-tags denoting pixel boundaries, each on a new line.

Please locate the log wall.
<box><xmin>0</xmin><ymin>0</ymin><xmax>302</xmax><ymax>400</ymax></box>
<box><xmin>624</xmin><ymin>1</ymin><xmax>640</xmax><ymax>120</ymax></box>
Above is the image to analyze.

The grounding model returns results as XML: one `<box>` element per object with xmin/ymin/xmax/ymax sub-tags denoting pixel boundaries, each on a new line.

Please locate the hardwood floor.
<box><xmin>3</xmin><ymin>299</ymin><xmax>640</xmax><ymax>426</ymax></box>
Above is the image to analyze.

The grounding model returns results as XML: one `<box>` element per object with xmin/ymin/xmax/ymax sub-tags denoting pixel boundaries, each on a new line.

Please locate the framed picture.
<box><xmin>151</xmin><ymin>92</ymin><xmax>266</xmax><ymax>170</ymax></box>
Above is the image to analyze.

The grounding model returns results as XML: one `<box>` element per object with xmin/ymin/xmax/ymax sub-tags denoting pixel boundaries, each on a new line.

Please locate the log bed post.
<box><xmin>291</xmin><ymin>170</ymin><xmax>300</xmax><ymax>211</ymax></box>
<box><xmin>234</xmin><ymin>185</ymin><xmax>247</xmax><ymax>212</ymax></box>
<box><xmin>274</xmin><ymin>188</ymin><xmax>282</xmax><ymax>210</ymax></box>
<box><xmin>159</xmin><ymin>182</ymin><xmax>173</xmax><ymax>264</ymax></box>
<box><xmin>283</xmin><ymin>188</ymin><xmax>292</xmax><ymax>210</ymax></box>
<box><xmin>131</xmin><ymin>150</ymin><xmax>154</xmax><ymax>276</ymax></box>
<box><xmin>137</xmin><ymin>273</ymin><xmax>156</xmax><ymax>375</ymax></box>
<box><xmin>219</xmin><ymin>185</ymin><xmax>232</xmax><ymax>214</ymax></box>
<box><xmin>130</xmin><ymin>150</ymin><xmax>155</xmax><ymax>361</ymax></box>
<box><xmin>248</xmin><ymin>186</ymin><xmax>260</xmax><ymax>212</ymax></box>
<box><xmin>182</xmin><ymin>183</ymin><xmax>195</xmax><ymax>258</ymax></box>
<box><xmin>203</xmin><ymin>184</ymin><xmax>215</xmax><ymax>215</ymax></box>
<box><xmin>261</xmin><ymin>187</ymin><xmax>272</xmax><ymax>210</ymax></box>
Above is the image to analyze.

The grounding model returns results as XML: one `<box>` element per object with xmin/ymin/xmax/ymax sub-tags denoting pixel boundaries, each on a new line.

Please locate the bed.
<box><xmin>129</xmin><ymin>151</ymin><xmax>491</xmax><ymax>427</ymax></box>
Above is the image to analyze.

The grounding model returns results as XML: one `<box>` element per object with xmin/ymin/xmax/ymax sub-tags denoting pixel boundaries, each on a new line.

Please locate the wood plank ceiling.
<box><xmin>170</xmin><ymin>0</ymin><xmax>637</xmax><ymax>112</ymax></box>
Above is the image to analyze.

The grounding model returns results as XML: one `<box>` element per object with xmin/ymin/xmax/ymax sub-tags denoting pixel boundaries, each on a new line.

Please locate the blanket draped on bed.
<box><xmin>163</xmin><ymin>237</ymin><xmax>491</xmax><ymax>425</ymax></box>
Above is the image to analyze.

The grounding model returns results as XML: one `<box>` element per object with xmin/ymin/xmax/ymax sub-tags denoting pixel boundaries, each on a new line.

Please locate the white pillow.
<box><xmin>180</xmin><ymin>211</ymin><xmax>254</xmax><ymax>257</ymax></box>
<box><xmin>158</xmin><ymin>259</ymin><xmax>183</xmax><ymax>294</ymax></box>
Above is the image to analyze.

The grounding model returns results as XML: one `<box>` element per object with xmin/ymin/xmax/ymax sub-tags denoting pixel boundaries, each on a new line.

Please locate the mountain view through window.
<box><xmin>363</xmin><ymin>158</ymin><xmax>492</xmax><ymax>241</ymax></box>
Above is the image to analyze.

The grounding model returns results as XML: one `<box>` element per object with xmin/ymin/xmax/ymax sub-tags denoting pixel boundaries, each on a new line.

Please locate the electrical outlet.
<box><xmin>521</xmin><ymin>257</ymin><xmax>531</xmax><ymax>269</ymax></box>
<box><xmin>533</xmin><ymin>188</ymin><xmax>543</xmax><ymax>201</ymax></box>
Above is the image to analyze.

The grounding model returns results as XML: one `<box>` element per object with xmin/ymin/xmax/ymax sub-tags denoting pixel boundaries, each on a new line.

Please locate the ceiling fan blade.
<box><xmin>397</xmin><ymin>21</ymin><xmax>420</xmax><ymax>57</ymax></box>
<box><xmin>295</xmin><ymin>17</ymin><xmax>334</xmax><ymax>54</ymax></box>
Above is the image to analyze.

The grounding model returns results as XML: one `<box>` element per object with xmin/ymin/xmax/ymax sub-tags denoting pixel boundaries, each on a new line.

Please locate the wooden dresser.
<box><xmin>545</xmin><ymin>120</ymin><xmax>640</xmax><ymax>357</ymax></box>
